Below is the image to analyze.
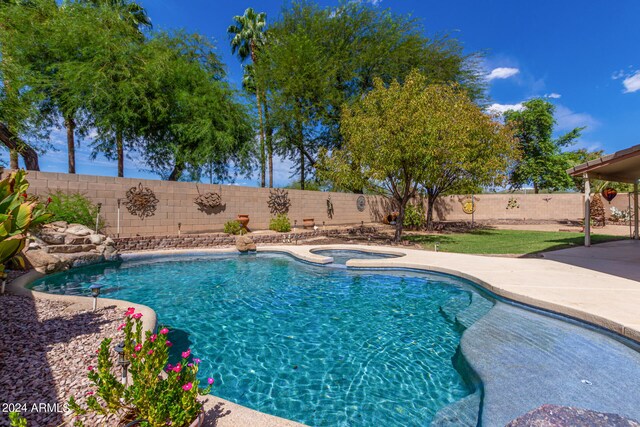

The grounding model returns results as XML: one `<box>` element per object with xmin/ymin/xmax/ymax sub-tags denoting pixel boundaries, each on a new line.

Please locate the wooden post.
<box><xmin>584</xmin><ymin>173</ymin><xmax>591</xmax><ymax>247</ymax></box>
<box><xmin>634</xmin><ymin>181</ymin><xmax>639</xmax><ymax>240</ymax></box>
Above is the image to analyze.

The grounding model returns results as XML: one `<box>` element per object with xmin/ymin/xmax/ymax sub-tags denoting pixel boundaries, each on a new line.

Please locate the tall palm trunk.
<box><xmin>264</xmin><ymin>100</ymin><xmax>273</xmax><ymax>188</ymax></box>
<box><xmin>65</xmin><ymin>115</ymin><xmax>76</xmax><ymax>174</ymax></box>
<box><xmin>256</xmin><ymin>89</ymin><xmax>266</xmax><ymax>188</ymax></box>
<box><xmin>116</xmin><ymin>131</ymin><xmax>124</xmax><ymax>177</ymax></box>
<box><xmin>248</xmin><ymin>42</ymin><xmax>266</xmax><ymax>188</ymax></box>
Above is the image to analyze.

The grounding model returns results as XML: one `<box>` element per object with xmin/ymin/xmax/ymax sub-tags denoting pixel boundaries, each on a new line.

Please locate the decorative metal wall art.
<box><xmin>602</xmin><ymin>187</ymin><xmax>617</xmax><ymax>203</ymax></box>
<box><xmin>458</xmin><ymin>196</ymin><xmax>477</xmax><ymax>214</ymax></box>
<box><xmin>326</xmin><ymin>195</ymin><xmax>334</xmax><ymax>219</ymax></box>
<box><xmin>194</xmin><ymin>185</ymin><xmax>224</xmax><ymax>214</ymax></box>
<box><xmin>356</xmin><ymin>195</ymin><xmax>366</xmax><ymax>212</ymax></box>
<box><xmin>506</xmin><ymin>197</ymin><xmax>519</xmax><ymax>210</ymax></box>
<box><xmin>123</xmin><ymin>183</ymin><xmax>158</xmax><ymax>219</ymax></box>
<box><xmin>268</xmin><ymin>188</ymin><xmax>291</xmax><ymax>215</ymax></box>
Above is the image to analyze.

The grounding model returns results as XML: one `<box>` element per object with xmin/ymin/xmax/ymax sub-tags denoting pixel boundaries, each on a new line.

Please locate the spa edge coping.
<box><xmin>6</xmin><ymin>244</ymin><xmax>640</xmax><ymax>427</ymax></box>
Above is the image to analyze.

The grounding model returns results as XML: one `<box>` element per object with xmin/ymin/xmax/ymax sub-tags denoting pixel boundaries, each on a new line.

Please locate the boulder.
<box><xmin>24</xmin><ymin>250</ymin><xmax>68</xmax><ymax>274</ymax></box>
<box><xmin>38</xmin><ymin>231</ymin><xmax>66</xmax><ymax>245</ymax></box>
<box><xmin>235</xmin><ymin>235</ymin><xmax>256</xmax><ymax>252</ymax></box>
<box><xmin>48</xmin><ymin>221</ymin><xmax>68</xmax><ymax>231</ymax></box>
<box><xmin>64</xmin><ymin>235</ymin><xmax>90</xmax><ymax>245</ymax></box>
<box><xmin>88</xmin><ymin>234</ymin><xmax>104</xmax><ymax>245</ymax></box>
<box><xmin>104</xmin><ymin>237</ymin><xmax>115</xmax><ymax>246</ymax></box>
<box><xmin>103</xmin><ymin>245</ymin><xmax>118</xmax><ymax>261</ymax></box>
<box><xmin>66</xmin><ymin>224</ymin><xmax>94</xmax><ymax>236</ymax></box>
<box><xmin>67</xmin><ymin>253</ymin><xmax>105</xmax><ymax>268</ymax></box>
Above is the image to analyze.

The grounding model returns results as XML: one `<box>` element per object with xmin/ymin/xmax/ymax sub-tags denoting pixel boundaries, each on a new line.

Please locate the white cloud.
<box><xmin>486</xmin><ymin>67</ymin><xmax>520</xmax><ymax>81</ymax></box>
<box><xmin>544</xmin><ymin>93</ymin><xmax>562</xmax><ymax>99</ymax></box>
<box><xmin>487</xmin><ymin>102</ymin><xmax>524</xmax><ymax>115</ymax></box>
<box><xmin>623</xmin><ymin>71</ymin><xmax>640</xmax><ymax>93</ymax></box>
<box><xmin>555</xmin><ymin>105</ymin><xmax>600</xmax><ymax>131</ymax></box>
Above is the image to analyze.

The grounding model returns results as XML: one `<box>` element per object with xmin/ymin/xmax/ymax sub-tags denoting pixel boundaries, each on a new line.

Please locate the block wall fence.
<box><xmin>9</xmin><ymin>170</ymin><xmax>635</xmax><ymax>238</ymax></box>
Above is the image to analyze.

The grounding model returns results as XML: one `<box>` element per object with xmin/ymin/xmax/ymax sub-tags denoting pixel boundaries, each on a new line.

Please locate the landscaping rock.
<box><xmin>48</xmin><ymin>220</ymin><xmax>68</xmax><ymax>230</ymax></box>
<box><xmin>67</xmin><ymin>253</ymin><xmax>105</xmax><ymax>268</ymax></box>
<box><xmin>24</xmin><ymin>249</ymin><xmax>68</xmax><ymax>273</ymax></box>
<box><xmin>235</xmin><ymin>235</ymin><xmax>256</xmax><ymax>252</ymax></box>
<box><xmin>45</xmin><ymin>244</ymin><xmax>85</xmax><ymax>254</ymax></box>
<box><xmin>38</xmin><ymin>231</ymin><xmax>66</xmax><ymax>245</ymax></box>
<box><xmin>0</xmin><ymin>294</ymin><xmax>124</xmax><ymax>426</ymax></box>
<box><xmin>89</xmin><ymin>233</ymin><xmax>104</xmax><ymax>245</ymax></box>
<box><xmin>24</xmin><ymin>221</ymin><xmax>118</xmax><ymax>273</ymax></box>
<box><xmin>66</xmin><ymin>224</ymin><xmax>94</xmax><ymax>236</ymax></box>
<box><xmin>64</xmin><ymin>235</ymin><xmax>90</xmax><ymax>245</ymax></box>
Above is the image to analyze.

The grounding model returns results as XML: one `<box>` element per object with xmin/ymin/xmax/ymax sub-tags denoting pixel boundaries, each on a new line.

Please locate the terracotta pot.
<box><xmin>303</xmin><ymin>218</ymin><xmax>315</xmax><ymax>229</ymax></box>
<box><xmin>237</xmin><ymin>214</ymin><xmax>250</xmax><ymax>229</ymax></box>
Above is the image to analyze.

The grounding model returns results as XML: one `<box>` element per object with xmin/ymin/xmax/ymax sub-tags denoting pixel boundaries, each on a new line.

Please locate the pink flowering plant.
<box><xmin>68</xmin><ymin>308</ymin><xmax>214</xmax><ymax>427</ymax></box>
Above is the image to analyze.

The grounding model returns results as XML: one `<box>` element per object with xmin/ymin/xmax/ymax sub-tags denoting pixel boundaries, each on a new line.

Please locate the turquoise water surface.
<box><xmin>31</xmin><ymin>253</ymin><xmax>490</xmax><ymax>426</ymax></box>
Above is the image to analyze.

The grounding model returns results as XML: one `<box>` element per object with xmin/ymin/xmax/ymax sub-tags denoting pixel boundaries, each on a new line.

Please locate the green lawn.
<box><xmin>404</xmin><ymin>229</ymin><xmax>627</xmax><ymax>255</ymax></box>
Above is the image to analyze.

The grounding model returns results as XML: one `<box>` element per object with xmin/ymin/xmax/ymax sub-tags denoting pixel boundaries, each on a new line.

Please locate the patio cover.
<box><xmin>568</xmin><ymin>144</ymin><xmax>640</xmax><ymax>246</ymax></box>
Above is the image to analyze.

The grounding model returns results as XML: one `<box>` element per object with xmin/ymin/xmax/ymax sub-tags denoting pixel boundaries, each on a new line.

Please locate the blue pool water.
<box><xmin>31</xmin><ymin>253</ymin><xmax>491</xmax><ymax>426</ymax></box>
<box><xmin>311</xmin><ymin>249</ymin><xmax>401</xmax><ymax>265</ymax></box>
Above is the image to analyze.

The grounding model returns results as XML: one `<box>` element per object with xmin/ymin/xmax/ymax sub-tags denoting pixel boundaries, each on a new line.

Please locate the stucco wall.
<box><xmin>15</xmin><ymin>170</ymin><xmax>635</xmax><ymax>237</ymax></box>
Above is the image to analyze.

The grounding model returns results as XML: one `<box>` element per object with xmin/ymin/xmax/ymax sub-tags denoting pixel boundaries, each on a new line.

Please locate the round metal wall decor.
<box><xmin>356</xmin><ymin>195</ymin><xmax>366</xmax><ymax>212</ymax></box>
<box><xmin>461</xmin><ymin>198</ymin><xmax>476</xmax><ymax>214</ymax></box>
<box><xmin>123</xmin><ymin>183</ymin><xmax>158</xmax><ymax>219</ymax></box>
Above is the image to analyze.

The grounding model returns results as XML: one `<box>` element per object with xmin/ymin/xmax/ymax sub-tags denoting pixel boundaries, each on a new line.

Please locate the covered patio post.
<box><xmin>634</xmin><ymin>181</ymin><xmax>638</xmax><ymax>240</ymax></box>
<box><xmin>584</xmin><ymin>173</ymin><xmax>591</xmax><ymax>247</ymax></box>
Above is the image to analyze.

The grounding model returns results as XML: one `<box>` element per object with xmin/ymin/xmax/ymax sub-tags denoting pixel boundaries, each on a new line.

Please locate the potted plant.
<box><xmin>68</xmin><ymin>308</ymin><xmax>214</xmax><ymax>427</ymax></box>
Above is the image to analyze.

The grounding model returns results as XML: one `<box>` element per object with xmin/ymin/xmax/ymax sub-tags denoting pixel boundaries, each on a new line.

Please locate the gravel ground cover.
<box><xmin>0</xmin><ymin>294</ymin><xmax>124</xmax><ymax>426</ymax></box>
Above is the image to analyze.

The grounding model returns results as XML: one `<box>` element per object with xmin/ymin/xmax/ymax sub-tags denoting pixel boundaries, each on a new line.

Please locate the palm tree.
<box><xmin>228</xmin><ymin>8</ymin><xmax>267</xmax><ymax>187</ymax></box>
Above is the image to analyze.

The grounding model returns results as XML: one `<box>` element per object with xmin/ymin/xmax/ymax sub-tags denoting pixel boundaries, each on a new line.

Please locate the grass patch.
<box><xmin>404</xmin><ymin>229</ymin><xmax>627</xmax><ymax>255</ymax></box>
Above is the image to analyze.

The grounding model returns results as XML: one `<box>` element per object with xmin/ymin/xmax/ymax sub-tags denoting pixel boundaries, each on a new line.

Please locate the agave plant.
<box><xmin>0</xmin><ymin>170</ymin><xmax>52</xmax><ymax>279</ymax></box>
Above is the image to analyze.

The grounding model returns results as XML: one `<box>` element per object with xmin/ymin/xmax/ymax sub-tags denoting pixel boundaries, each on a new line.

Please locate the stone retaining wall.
<box><xmin>113</xmin><ymin>228</ymin><xmax>378</xmax><ymax>252</ymax></box>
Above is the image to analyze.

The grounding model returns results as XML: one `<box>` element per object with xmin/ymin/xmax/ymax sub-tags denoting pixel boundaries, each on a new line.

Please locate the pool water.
<box><xmin>31</xmin><ymin>253</ymin><xmax>490</xmax><ymax>426</ymax></box>
<box><xmin>311</xmin><ymin>249</ymin><xmax>400</xmax><ymax>265</ymax></box>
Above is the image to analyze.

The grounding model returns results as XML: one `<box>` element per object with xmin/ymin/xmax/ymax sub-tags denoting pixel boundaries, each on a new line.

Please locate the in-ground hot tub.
<box><xmin>310</xmin><ymin>248</ymin><xmax>402</xmax><ymax>264</ymax></box>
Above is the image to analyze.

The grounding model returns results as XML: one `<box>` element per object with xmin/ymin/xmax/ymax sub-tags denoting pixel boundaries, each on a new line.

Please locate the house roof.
<box><xmin>567</xmin><ymin>144</ymin><xmax>640</xmax><ymax>183</ymax></box>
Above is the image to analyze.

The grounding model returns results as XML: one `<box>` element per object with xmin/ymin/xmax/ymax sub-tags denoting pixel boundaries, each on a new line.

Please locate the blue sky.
<box><xmin>9</xmin><ymin>0</ymin><xmax>640</xmax><ymax>186</ymax></box>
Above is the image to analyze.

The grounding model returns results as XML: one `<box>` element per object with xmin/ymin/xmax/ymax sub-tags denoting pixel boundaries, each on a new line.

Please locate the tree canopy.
<box><xmin>0</xmin><ymin>0</ymin><xmax>254</xmax><ymax>180</ymax></box>
<box><xmin>504</xmin><ymin>98</ymin><xmax>584</xmax><ymax>193</ymax></box>
<box><xmin>319</xmin><ymin>71</ymin><xmax>517</xmax><ymax>241</ymax></box>
<box><xmin>255</xmin><ymin>0</ymin><xmax>486</xmax><ymax>190</ymax></box>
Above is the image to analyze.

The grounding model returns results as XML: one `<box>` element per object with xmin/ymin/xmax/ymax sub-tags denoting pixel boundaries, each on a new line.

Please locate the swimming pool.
<box><xmin>31</xmin><ymin>252</ymin><xmax>491</xmax><ymax>426</ymax></box>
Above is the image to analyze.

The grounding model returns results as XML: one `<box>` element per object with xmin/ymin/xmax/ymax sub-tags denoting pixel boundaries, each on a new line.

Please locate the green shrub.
<box><xmin>269</xmin><ymin>214</ymin><xmax>291</xmax><ymax>232</ymax></box>
<box><xmin>403</xmin><ymin>202</ymin><xmax>426</xmax><ymax>229</ymax></box>
<box><xmin>46</xmin><ymin>191</ymin><xmax>105</xmax><ymax>230</ymax></box>
<box><xmin>224</xmin><ymin>220</ymin><xmax>244</xmax><ymax>235</ymax></box>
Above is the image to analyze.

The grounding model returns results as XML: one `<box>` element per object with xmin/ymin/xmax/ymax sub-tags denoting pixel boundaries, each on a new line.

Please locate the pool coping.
<box><xmin>8</xmin><ymin>243</ymin><xmax>640</xmax><ymax>426</ymax></box>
